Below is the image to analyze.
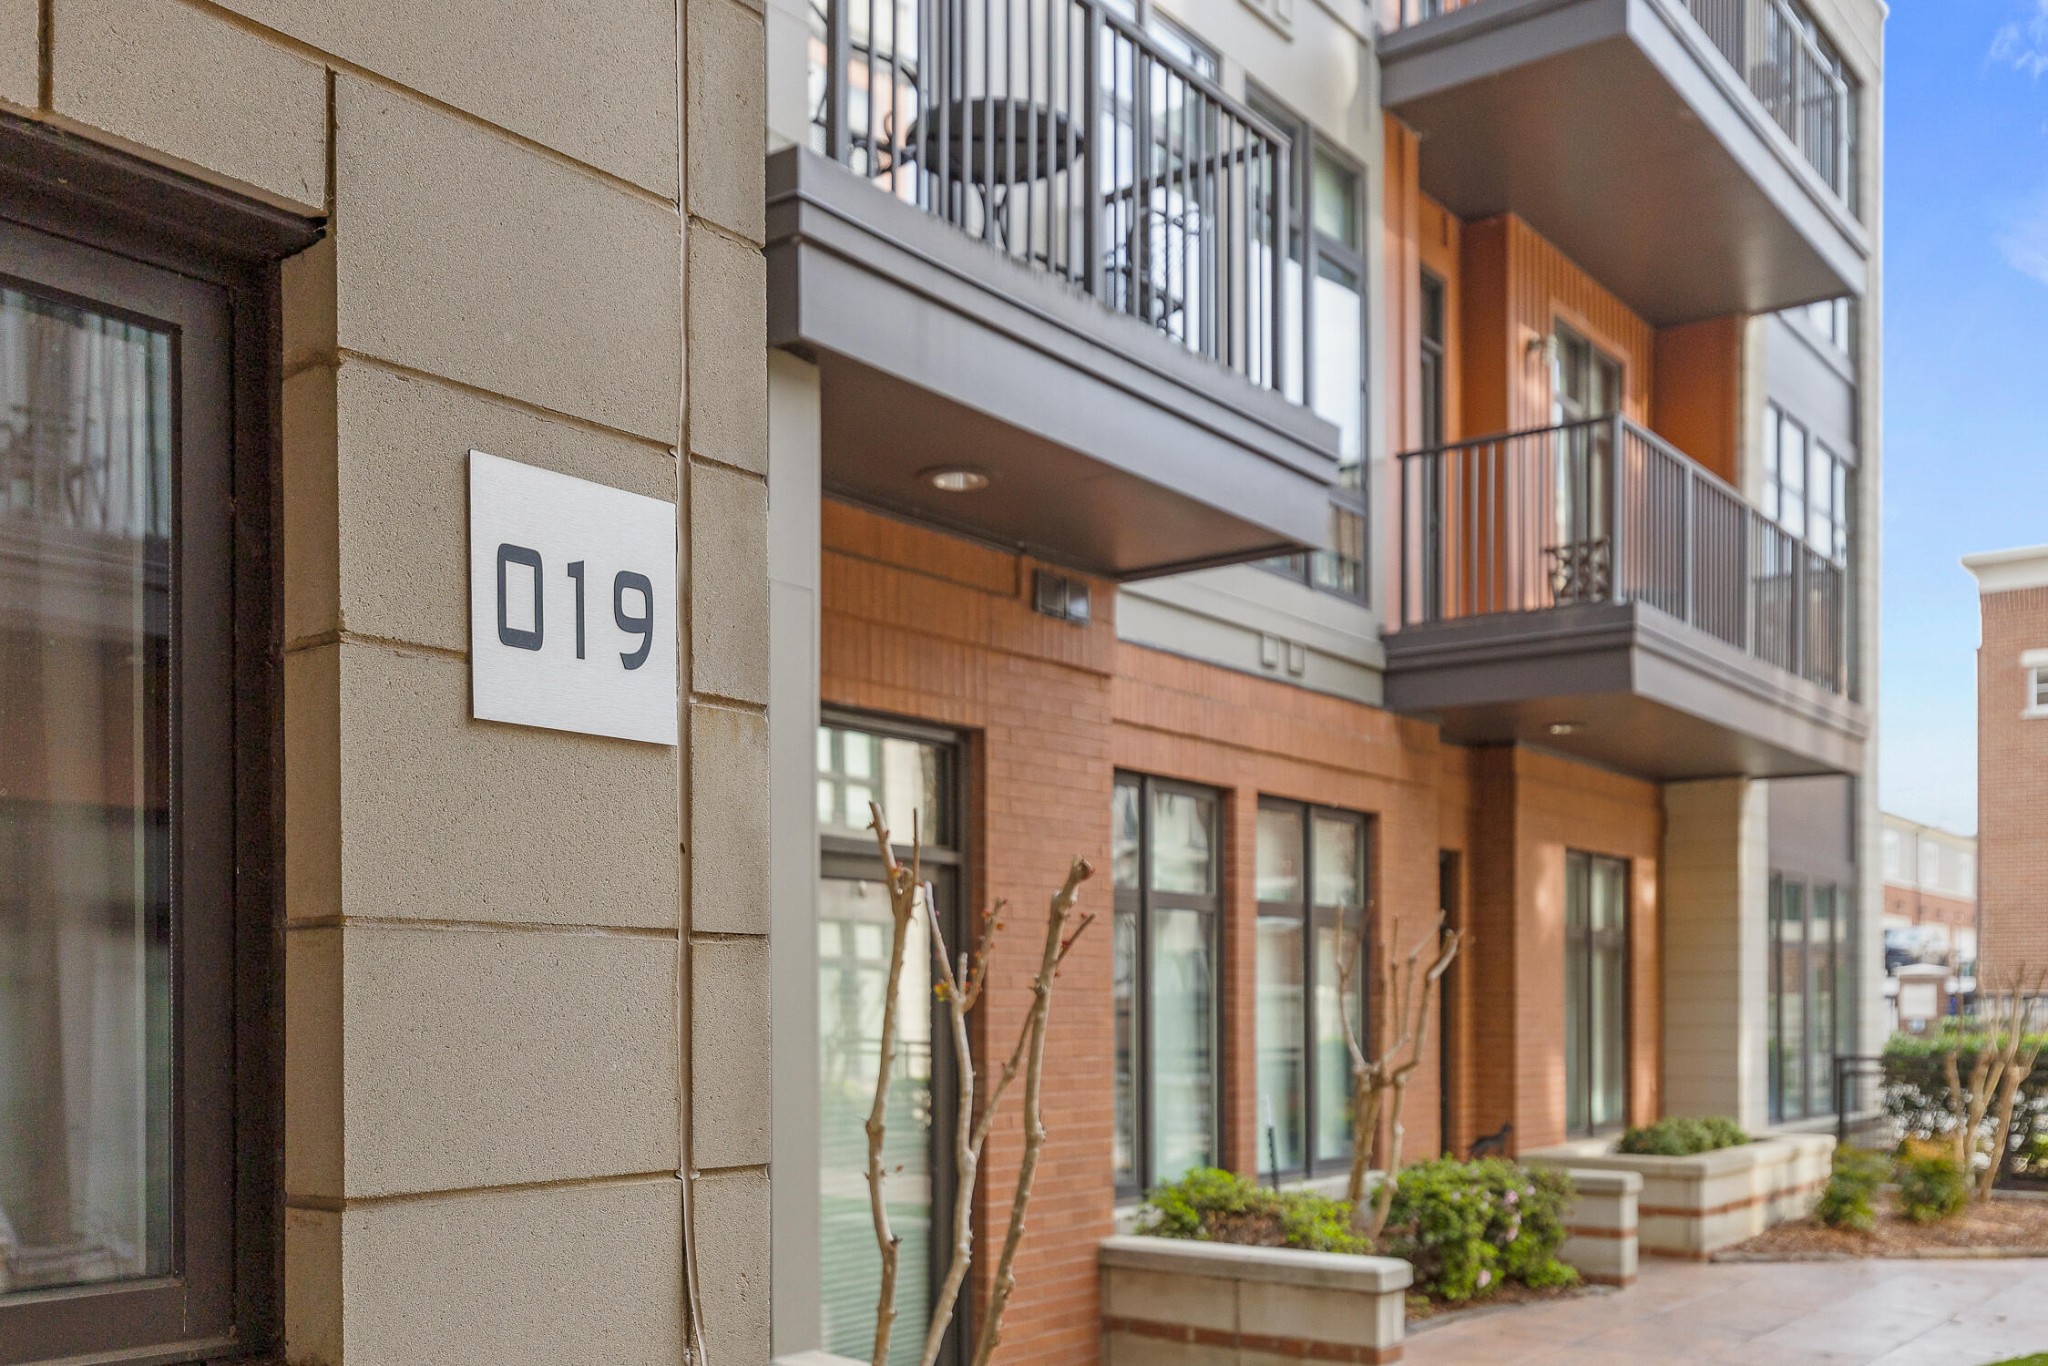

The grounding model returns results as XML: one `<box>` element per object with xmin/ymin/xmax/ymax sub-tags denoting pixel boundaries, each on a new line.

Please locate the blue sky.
<box><xmin>1878</xmin><ymin>0</ymin><xmax>2048</xmax><ymax>834</ymax></box>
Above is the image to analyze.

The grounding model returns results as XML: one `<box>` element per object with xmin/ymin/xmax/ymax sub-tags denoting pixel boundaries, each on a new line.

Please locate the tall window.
<box><xmin>1549</xmin><ymin>325</ymin><xmax>1623</xmax><ymax>601</ymax></box>
<box><xmin>817</xmin><ymin>717</ymin><xmax>961</xmax><ymax>1364</ymax></box>
<box><xmin>1764</xmin><ymin>403</ymin><xmax>1851</xmax><ymax>563</ymax></box>
<box><xmin>1769</xmin><ymin>874</ymin><xmax>1854</xmax><ymax>1121</ymax></box>
<box><xmin>1565</xmin><ymin>852</ymin><xmax>1629</xmax><ymax>1138</ymax></box>
<box><xmin>1420</xmin><ymin>272</ymin><xmax>1447</xmax><ymax>448</ymax></box>
<box><xmin>1</xmin><ymin>186</ymin><xmax>281</xmax><ymax>1360</ymax></box>
<box><xmin>1254</xmin><ymin>802</ymin><xmax>1368</xmax><ymax>1177</ymax></box>
<box><xmin>1114</xmin><ymin>775</ymin><xmax>1222</xmax><ymax>1196</ymax></box>
<box><xmin>1251</xmin><ymin>88</ymin><xmax>1369</xmax><ymax>603</ymax></box>
<box><xmin>1416</xmin><ymin>272</ymin><xmax>1449</xmax><ymax>621</ymax></box>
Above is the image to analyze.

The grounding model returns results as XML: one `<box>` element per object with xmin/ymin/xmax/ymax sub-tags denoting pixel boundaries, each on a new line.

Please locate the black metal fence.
<box><xmin>809</xmin><ymin>0</ymin><xmax>1292</xmax><ymax>389</ymax></box>
<box><xmin>1395</xmin><ymin>415</ymin><xmax>1851</xmax><ymax>696</ymax></box>
<box><xmin>1835</xmin><ymin>1050</ymin><xmax>2048</xmax><ymax>1191</ymax></box>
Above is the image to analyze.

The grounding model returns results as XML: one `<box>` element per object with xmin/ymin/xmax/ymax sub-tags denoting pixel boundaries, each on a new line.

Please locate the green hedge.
<box><xmin>1881</xmin><ymin>1029</ymin><xmax>2048</xmax><ymax>1178</ymax></box>
<box><xmin>1136</xmin><ymin>1168</ymin><xmax>1367</xmax><ymax>1254</ymax></box>
<box><xmin>1615</xmin><ymin>1116</ymin><xmax>1749</xmax><ymax>1156</ymax></box>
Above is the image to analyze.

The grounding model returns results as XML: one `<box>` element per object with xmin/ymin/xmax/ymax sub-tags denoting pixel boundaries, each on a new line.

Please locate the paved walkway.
<box><xmin>1401</xmin><ymin>1257</ymin><xmax>2048</xmax><ymax>1365</ymax></box>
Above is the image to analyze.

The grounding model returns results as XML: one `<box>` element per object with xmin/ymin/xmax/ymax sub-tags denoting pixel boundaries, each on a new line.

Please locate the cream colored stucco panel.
<box><xmin>338</xmin><ymin>923</ymin><xmax>681</xmax><ymax>1197</ymax></box>
<box><xmin>693</xmin><ymin>1166</ymin><xmax>773</xmax><ymax>1361</ymax></box>
<box><xmin>50</xmin><ymin>0</ymin><xmax>326</xmax><ymax>211</ymax></box>
<box><xmin>339</xmin><ymin>1179</ymin><xmax>685</xmax><ymax>1366</ymax></box>
<box><xmin>330</xmin><ymin>76</ymin><xmax>683</xmax><ymax>445</ymax></box>
<box><xmin>322</xmin><ymin>359</ymin><xmax>677</xmax><ymax>653</ymax></box>
<box><xmin>687</xmin><ymin>225</ymin><xmax>770</xmax><ymax>473</ymax></box>
<box><xmin>690</xmin><ymin>933</ymin><xmax>772</xmax><ymax>1168</ymax></box>
<box><xmin>691</xmin><ymin>461</ymin><xmax>771</xmax><ymax>703</ymax></box>
<box><xmin>0</xmin><ymin>0</ymin><xmax>35</xmax><ymax>111</ymax></box>
<box><xmin>687</xmin><ymin>0</ymin><xmax>767</xmax><ymax>243</ymax></box>
<box><xmin>336</xmin><ymin>644</ymin><xmax>682</xmax><ymax>930</ymax></box>
<box><xmin>212</xmin><ymin>0</ymin><xmax>680</xmax><ymax>198</ymax></box>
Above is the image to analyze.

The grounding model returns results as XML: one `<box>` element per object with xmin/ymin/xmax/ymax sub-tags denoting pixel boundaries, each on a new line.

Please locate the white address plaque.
<box><xmin>468</xmin><ymin>450</ymin><xmax>679</xmax><ymax>746</ymax></box>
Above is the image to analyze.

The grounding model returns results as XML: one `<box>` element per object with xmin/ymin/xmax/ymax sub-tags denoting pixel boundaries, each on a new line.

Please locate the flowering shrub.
<box><xmin>1380</xmin><ymin>1158</ymin><xmax>1579</xmax><ymax>1303</ymax></box>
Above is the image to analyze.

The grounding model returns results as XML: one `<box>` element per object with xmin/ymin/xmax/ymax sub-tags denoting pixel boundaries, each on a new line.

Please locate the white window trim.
<box><xmin>2023</xmin><ymin>648</ymin><xmax>2048</xmax><ymax>718</ymax></box>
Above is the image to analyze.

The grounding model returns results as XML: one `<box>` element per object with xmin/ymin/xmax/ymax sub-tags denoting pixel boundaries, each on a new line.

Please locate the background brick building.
<box><xmin>1965</xmin><ymin>547</ymin><xmax>2048</xmax><ymax>986</ymax></box>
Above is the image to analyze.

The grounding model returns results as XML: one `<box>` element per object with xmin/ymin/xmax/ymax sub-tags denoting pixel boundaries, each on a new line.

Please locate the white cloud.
<box><xmin>1992</xmin><ymin>0</ymin><xmax>2048</xmax><ymax>78</ymax></box>
<box><xmin>2000</xmin><ymin>196</ymin><xmax>2048</xmax><ymax>287</ymax></box>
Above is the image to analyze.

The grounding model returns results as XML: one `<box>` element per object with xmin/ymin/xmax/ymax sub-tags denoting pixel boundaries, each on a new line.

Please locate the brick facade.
<box><xmin>1977</xmin><ymin>583</ymin><xmax>2048</xmax><ymax>982</ymax></box>
<box><xmin>821</xmin><ymin>500</ymin><xmax>1667</xmax><ymax>1365</ymax></box>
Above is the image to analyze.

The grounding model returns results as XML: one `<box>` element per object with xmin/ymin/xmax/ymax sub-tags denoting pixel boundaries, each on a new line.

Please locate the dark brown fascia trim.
<box><xmin>0</xmin><ymin>111</ymin><xmax>324</xmax><ymax>265</ymax></box>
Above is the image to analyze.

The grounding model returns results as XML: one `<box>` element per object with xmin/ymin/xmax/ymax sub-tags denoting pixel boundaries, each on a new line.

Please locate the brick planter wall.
<box><xmin>1099</xmin><ymin>1236</ymin><xmax>1412</xmax><ymax>1365</ymax></box>
<box><xmin>1525</xmin><ymin>1134</ymin><xmax>1833</xmax><ymax>1258</ymax></box>
<box><xmin>1557</xmin><ymin>1167</ymin><xmax>1641</xmax><ymax>1287</ymax></box>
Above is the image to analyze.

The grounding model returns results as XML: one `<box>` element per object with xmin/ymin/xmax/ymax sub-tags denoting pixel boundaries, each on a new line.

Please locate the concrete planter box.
<box><xmin>1556</xmin><ymin>1167</ymin><xmax>1641</xmax><ymax>1287</ymax></box>
<box><xmin>1527</xmin><ymin>1133</ymin><xmax>1834</xmax><ymax>1259</ymax></box>
<box><xmin>1100</xmin><ymin>1235</ymin><xmax>1412</xmax><ymax>1365</ymax></box>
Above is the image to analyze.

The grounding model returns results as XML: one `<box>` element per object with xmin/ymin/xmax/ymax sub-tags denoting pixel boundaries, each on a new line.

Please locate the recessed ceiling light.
<box><xmin>1547</xmin><ymin>720</ymin><xmax>1583</xmax><ymax>737</ymax></box>
<box><xmin>921</xmin><ymin>466</ymin><xmax>991</xmax><ymax>493</ymax></box>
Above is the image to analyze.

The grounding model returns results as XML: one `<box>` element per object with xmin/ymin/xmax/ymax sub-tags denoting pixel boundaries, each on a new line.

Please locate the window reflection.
<box><xmin>0</xmin><ymin>287</ymin><xmax>175</xmax><ymax>1295</ymax></box>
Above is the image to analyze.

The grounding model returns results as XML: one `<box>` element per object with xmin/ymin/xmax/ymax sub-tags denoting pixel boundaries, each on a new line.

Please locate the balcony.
<box><xmin>1379</xmin><ymin>0</ymin><xmax>1869</xmax><ymax>324</ymax></box>
<box><xmin>1386</xmin><ymin>416</ymin><xmax>1865</xmax><ymax>778</ymax></box>
<box><xmin>766</xmin><ymin>0</ymin><xmax>1344</xmax><ymax>577</ymax></box>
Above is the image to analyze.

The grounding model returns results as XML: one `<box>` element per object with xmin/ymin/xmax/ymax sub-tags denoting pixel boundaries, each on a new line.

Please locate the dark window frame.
<box><xmin>1253</xmin><ymin>799</ymin><xmax>1371</xmax><ymax>1180</ymax></box>
<box><xmin>1768</xmin><ymin>871</ymin><xmax>1853</xmax><ymax>1123</ymax></box>
<box><xmin>1564</xmin><ymin>850</ymin><xmax>1630</xmax><ymax>1140</ymax></box>
<box><xmin>1113</xmin><ymin>772</ymin><xmax>1224</xmax><ymax>1200</ymax></box>
<box><xmin>0</xmin><ymin>113</ymin><xmax>316</xmax><ymax>1366</ymax></box>
<box><xmin>1246</xmin><ymin>85</ymin><xmax>1370</xmax><ymax>606</ymax></box>
<box><xmin>816</xmin><ymin>708</ymin><xmax>970</xmax><ymax>1363</ymax></box>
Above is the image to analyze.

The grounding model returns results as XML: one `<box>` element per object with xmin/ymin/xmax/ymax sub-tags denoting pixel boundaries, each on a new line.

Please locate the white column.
<box><xmin>1661</xmin><ymin>777</ymin><xmax>1772</xmax><ymax>1130</ymax></box>
<box><xmin>767</xmin><ymin>352</ymin><xmax>824</xmax><ymax>1354</ymax></box>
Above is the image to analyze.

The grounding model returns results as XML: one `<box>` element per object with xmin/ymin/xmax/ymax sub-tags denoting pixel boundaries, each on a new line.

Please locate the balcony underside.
<box><xmin>766</xmin><ymin>148</ymin><xmax>1343</xmax><ymax>578</ymax></box>
<box><xmin>1384</xmin><ymin>602</ymin><xmax>1866</xmax><ymax>779</ymax></box>
<box><xmin>1380</xmin><ymin>0</ymin><xmax>1868</xmax><ymax>324</ymax></box>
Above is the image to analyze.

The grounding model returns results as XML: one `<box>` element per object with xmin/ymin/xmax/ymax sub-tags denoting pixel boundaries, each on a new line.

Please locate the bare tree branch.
<box><xmin>863</xmin><ymin>804</ymin><xmax>923</xmax><ymax>1366</ymax></box>
<box><xmin>1335</xmin><ymin>907</ymin><xmax>1461</xmax><ymax>1239</ymax></box>
<box><xmin>970</xmin><ymin>858</ymin><xmax>1094</xmax><ymax>1366</ymax></box>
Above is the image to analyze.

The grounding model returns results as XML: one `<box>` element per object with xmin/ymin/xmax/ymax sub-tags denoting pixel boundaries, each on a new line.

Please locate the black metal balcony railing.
<box><xmin>1396</xmin><ymin>416</ymin><xmax>1849</xmax><ymax>695</ymax></box>
<box><xmin>1389</xmin><ymin>0</ymin><xmax>1854</xmax><ymax>207</ymax></box>
<box><xmin>809</xmin><ymin>0</ymin><xmax>1291</xmax><ymax>390</ymax></box>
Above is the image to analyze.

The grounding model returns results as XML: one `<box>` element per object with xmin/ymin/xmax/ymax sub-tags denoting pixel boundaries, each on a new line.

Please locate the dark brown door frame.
<box><xmin>0</xmin><ymin>113</ymin><xmax>319</xmax><ymax>1366</ymax></box>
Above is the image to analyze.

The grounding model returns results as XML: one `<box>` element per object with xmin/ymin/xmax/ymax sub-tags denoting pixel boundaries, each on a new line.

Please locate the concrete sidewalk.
<box><xmin>1401</xmin><ymin>1256</ymin><xmax>2048</xmax><ymax>1365</ymax></box>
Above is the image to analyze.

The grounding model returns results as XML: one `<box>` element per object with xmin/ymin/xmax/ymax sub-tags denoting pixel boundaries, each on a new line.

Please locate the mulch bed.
<box><xmin>1406</xmin><ymin>1280</ymin><xmax>1604</xmax><ymax>1327</ymax></box>
<box><xmin>1718</xmin><ymin>1192</ymin><xmax>2048</xmax><ymax>1261</ymax></box>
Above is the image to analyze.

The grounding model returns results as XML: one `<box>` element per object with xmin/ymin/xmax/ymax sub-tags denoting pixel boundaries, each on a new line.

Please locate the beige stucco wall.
<box><xmin>2</xmin><ymin>1</ymin><xmax>770</xmax><ymax>1361</ymax></box>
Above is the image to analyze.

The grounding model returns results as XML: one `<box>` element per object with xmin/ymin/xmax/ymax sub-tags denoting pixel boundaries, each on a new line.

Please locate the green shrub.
<box><xmin>1136</xmin><ymin>1168</ymin><xmax>1368</xmax><ymax>1254</ymax></box>
<box><xmin>1615</xmin><ymin>1115</ymin><xmax>1751</xmax><ymax>1156</ymax></box>
<box><xmin>1813</xmin><ymin>1146</ymin><xmax>1888</xmax><ymax>1232</ymax></box>
<box><xmin>1896</xmin><ymin>1146</ymin><xmax>1970</xmax><ymax>1224</ymax></box>
<box><xmin>1380</xmin><ymin>1158</ymin><xmax>1579</xmax><ymax>1303</ymax></box>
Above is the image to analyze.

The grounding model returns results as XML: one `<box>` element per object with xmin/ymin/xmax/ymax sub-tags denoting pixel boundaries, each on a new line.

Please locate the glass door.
<box><xmin>815</xmin><ymin>718</ymin><xmax>961</xmax><ymax>1366</ymax></box>
<box><xmin>1565</xmin><ymin>851</ymin><xmax>1629</xmax><ymax>1137</ymax></box>
<box><xmin>1548</xmin><ymin>324</ymin><xmax>1623</xmax><ymax>603</ymax></box>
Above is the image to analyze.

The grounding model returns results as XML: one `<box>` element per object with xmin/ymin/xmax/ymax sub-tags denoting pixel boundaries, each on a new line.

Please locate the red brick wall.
<box><xmin>1111</xmin><ymin>642</ymin><xmax>1454</xmax><ymax>1176</ymax></box>
<box><xmin>820</xmin><ymin>501</ymin><xmax>1668</xmax><ymax>1362</ymax></box>
<box><xmin>1882</xmin><ymin>885</ymin><xmax>1977</xmax><ymax>937</ymax></box>
<box><xmin>1445</xmin><ymin>748</ymin><xmax>1663</xmax><ymax>1154</ymax></box>
<box><xmin>821</xmin><ymin>501</ymin><xmax>1118</xmax><ymax>1366</ymax></box>
<box><xmin>1978</xmin><ymin>586</ymin><xmax>2048</xmax><ymax>983</ymax></box>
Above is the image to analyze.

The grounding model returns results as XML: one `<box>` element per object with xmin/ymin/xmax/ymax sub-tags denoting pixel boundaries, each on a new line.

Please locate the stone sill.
<box><xmin>1099</xmin><ymin>1234</ymin><xmax>1412</xmax><ymax>1293</ymax></box>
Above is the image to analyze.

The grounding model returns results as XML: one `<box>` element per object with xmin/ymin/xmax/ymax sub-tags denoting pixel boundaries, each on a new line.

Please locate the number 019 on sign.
<box><xmin>468</xmin><ymin>450</ymin><xmax>679</xmax><ymax>745</ymax></box>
